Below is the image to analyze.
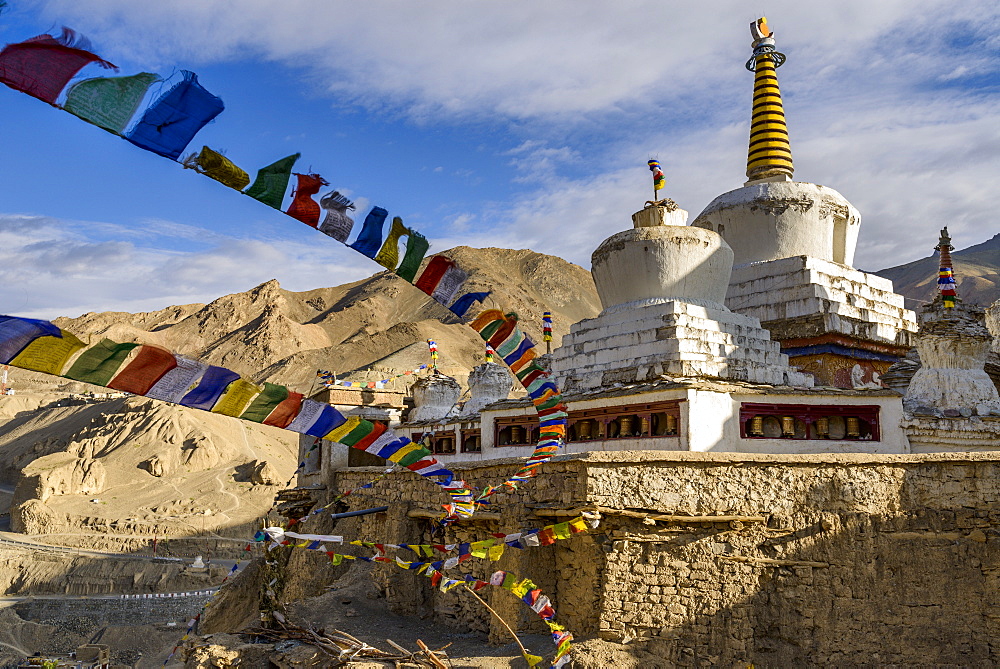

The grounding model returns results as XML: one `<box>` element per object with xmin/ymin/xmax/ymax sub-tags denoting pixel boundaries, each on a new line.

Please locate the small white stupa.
<box><xmin>550</xmin><ymin>197</ymin><xmax>812</xmax><ymax>391</ymax></box>
<box><xmin>463</xmin><ymin>361</ymin><xmax>513</xmax><ymax>415</ymax></box>
<box><xmin>902</xmin><ymin>230</ymin><xmax>1000</xmax><ymax>451</ymax></box>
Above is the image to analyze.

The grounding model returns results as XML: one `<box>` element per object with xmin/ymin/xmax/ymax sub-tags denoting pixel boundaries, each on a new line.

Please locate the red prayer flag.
<box><xmin>414</xmin><ymin>255</ymin><xmax>455</xmax><ymax>296</ymax></box>
<box><xmin>285</xmin><ymin>173</ymin><xmax>328</xmax><ymax>227</ymax></box>
<box><xmin>0</xmin><ymin>28</ymin><xmax>115</xmax><ymax>104</ymax></box>
<box><xmin>107</xmin><ymin>345</ymin><xmax>177</xmax><ymax>395</ymax></box>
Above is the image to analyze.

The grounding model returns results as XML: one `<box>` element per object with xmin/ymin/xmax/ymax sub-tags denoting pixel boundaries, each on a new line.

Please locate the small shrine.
<box><xmin>900</xmin><ymin>229</ymin><xmax>1000</xmax><ymax>450</ymax></box>
<box><xmin>690</xmin><ymin>18</ymin><xmax>918</xmax><ymax>388</ymax></box>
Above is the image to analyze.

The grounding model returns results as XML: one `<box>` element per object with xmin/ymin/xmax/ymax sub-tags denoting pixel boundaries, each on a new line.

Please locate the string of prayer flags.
<box><xmin>183</xmin><ymin>146</ymin><xmax>250</xmax><ymax>191</ymax></box>
<box><xmin>317</xmin><ymin>369</ymin><xmax>337</xmax><ymax>388</ymax></box>
<box><xmin>470</xmin><ymin>310</ymin><xmax>568</xmax><ymax>500</ymax></box>
<box><xmin>328</xmin><ymin>363</ymin><xmax>431</xmax><ymax>389</ymax></box>
<box><xmin>260</xmin><ymin>515</ymin><xmax>597</xmax><ymax>562</ymax></box>
<box><xmin>349</xmin><ymin>207</ymin><xmax>390</xmax><ymax>258</ymax></box>
<box><xmin>0</xmin><ymin>28</ymin><xmax>116</xmax><ymax>105</ymax></box>
<box><xmin>124</xmin><ymin>71</ymin><xmax>224</xmax><ymax>160</ymax></box>
<box><xmin>245</xmin><ymin>153</ymin><xmax>300</xmax><ymax>209</ymax></box>
<box><xmin>286</xmin><ymin>173</ymin><xmax>329</xmax><ymax>227</ymax></box>
<box><xmin>648</xmin><ymin>158</ymin><xmax>665</xmax><ymax>191</ymax></box>
<box><xmin>63</xmin><ymin>72</ymin><xmax>159</xmax><ymax>135</ymax></box>
<box><xmin>318</xmin><ymin>191</ymin><xmax>356</xmax><ymax>242</ymax></box>
<box><xmin>0</xmin><ymin>314</ymin><xmax>471</xmax><ymax>495</ymax></box>
<box><xmin>485</xmin><ymin>343</ymin><xmax>495</xmax><ymax>363</ymax></box>
<box><xmin>542</xmin><ymin>312</ymin><xmax>553</xmax><ymax>342</ymax></box>
<box><xmin>938</xmin><ymin>227</ymin><xmax>957</xmax><ymax>308</ymax></box>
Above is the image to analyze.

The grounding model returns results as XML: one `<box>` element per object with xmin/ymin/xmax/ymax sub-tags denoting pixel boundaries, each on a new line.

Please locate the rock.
<box><xmin>250</xmin><ymin>460</ymin><xmax>280</xmax><ymax>486</ymax></box>
<box><xmin>969</xmin><ymin>530</ymin><xmax>987</xmax><ymax>543</ymax></box>
<box><xmin>142</xmin><ymin>455</ymin><xmax>166</xmax><ymax>477</ymax></box>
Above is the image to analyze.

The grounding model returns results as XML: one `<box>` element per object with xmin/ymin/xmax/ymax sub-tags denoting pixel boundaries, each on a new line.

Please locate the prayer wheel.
<box><xmin>815</xmin><ymin>416</ymin><xmax>830</xmax><ymax>437</ymax></box>
<box><xmin>781</xmin><ymin>416</ymin><xmax>795</xmax><ymax>436</ymax></box>
<box><xmin>576</xmin><ymin>420</ymin><xmax>592</xmax><ymax>440</ymax></box>
<box><xmin>666</xmin><ymin>414</ymin><xmax>678</xmax><ymax>434</ymax></box>
<box><xmin>640</xmin><ymin>416</ymin><xmax>651</xmax><ymax>435</ymax></box>
<box><xmin>619</xmin><ymin>415</ymin><xmax>634</xmax><ymax>436</ymax></box>
<box><xmin>846</xmin><ymin>416</ymin><xmax>860</xmax><ymax>438</ymax></box>
<box><xmin>510</xmin><ymin>425</ymin><xmax>524</xmax><ymax>443</ymax></box>
<box><xmin>748</xmin><ymin>416</ymin><xmax>763</xmax><ymax>436</ymax></box>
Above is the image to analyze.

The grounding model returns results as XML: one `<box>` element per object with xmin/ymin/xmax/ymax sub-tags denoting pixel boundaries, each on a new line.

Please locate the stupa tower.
<box><xmin>746</xmin><ymin>17</ymin><xmax>793</xmax><ymax>182</ymax></box>
<box><xmin>691</xmin><ymin>17</ymin><xmax>917</xmax><ymax>388</ymax></box>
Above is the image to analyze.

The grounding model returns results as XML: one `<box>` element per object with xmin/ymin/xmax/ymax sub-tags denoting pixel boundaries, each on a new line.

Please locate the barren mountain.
<box><xmin>51</xmin><ymin>246</ymin><xmax>602</xmax><ymax>393</ymax></box>
<box><xmin>874</xmin><ymin>233</ymin><xmax>1000</xmax><ymax>308</ymax></box>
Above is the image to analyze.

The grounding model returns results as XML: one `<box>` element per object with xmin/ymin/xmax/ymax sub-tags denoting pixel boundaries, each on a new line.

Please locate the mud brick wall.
<box><xmin>317</xmin><ymin>451</ymin><xmax>1000</xmax><ymax>666</ymax></box>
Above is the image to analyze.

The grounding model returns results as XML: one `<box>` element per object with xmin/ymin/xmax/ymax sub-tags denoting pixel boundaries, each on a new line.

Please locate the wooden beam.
<box><xmin>407</xmin><ymin>509</ymin><xmax>502</xmax><ymax>521</ymax></box>
<box><xmin>529</xmin><ymin>504</ymin><xmax>767</xmax><ymax>524</ymax></box>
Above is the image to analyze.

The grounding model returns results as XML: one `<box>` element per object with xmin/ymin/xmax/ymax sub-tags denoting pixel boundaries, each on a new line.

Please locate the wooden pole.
<box><xmin>463</xmin><ymin>585</ymin><xmax>540</xmax><ymax>666</ymax></box>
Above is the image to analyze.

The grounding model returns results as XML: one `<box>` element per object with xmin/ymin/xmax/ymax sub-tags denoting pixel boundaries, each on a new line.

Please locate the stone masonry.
<box><xmin>300</xmin><ymin>451</ymin><xmax>1000</xmax><ymax>666</ymax></box>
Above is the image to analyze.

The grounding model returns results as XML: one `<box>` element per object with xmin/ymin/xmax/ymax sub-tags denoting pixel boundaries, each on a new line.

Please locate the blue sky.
<box><xmin>1</xmin><ymin>1</ymin><xmax>999</xmax><ymax>319</ymax></box>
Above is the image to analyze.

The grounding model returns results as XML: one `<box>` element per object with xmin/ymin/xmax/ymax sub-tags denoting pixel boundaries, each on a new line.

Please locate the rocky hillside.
<box><xmin>875</xmin><ymin>234</ymin><xmax>1000</xmax><ymax>308</ymax></box>
<box><xmin>47</xmin><ymin>246</ymin><xmax>601</xmax><ymax>393</ymax></box>
<box><xmin>0</xmin><ymin>393</ymin><xmax>297</xmax><ymax>555</ymax></box>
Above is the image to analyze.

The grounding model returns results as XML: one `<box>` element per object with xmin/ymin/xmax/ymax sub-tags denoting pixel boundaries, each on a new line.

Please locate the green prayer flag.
<box><xmin>245</xmin><ymin>153</ymin><xmax>300</xmax><ymax>209</ymax></box>
<box><xmin>239</xmin><ymin>382</ymin><xmax>289</xmax><ymax>423</ymax></box>
<box><xmin>339</xmin><ymin>420</ymin><xmax>374</xmax><ymax>448</ymax></box>
<box><xmin>397</xmin><ymin>446</ymin><xmax>431</xmax><ymax>468</ymax></box>
<box><xmin>64</xmin><ymin>339</ymin><xmax>139</xmax><ymax>386</ymax></box>
<box><xmin>395</xmin><ymin>230</ymin><xmax>430</xmax><ymax>282</ymax></box>
<box><xmin>63</xmin><ymin>73</ymin><xmax>159</xmax><ymax>135</ymax></box>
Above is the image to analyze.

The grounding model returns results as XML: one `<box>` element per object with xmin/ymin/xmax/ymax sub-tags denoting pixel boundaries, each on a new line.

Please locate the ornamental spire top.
<box><xmin>745</xmin><ymin>17</ymin><xmax>793</xmax><ymax>182</ymax></box>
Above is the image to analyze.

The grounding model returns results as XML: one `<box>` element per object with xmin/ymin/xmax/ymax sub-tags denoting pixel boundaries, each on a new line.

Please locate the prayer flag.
<box><xmin>8</xmin><ymin>330</ymin><xmax>84</xmax><ymax>375</ymax></box>
<box><xmin>414</xmin><ymin>255</ymin><xmax>453</xmax><ymax>295</ymax></box>
<box><xmin>184</xmin><ymin>146</ymin><xmax>250</xmax><ymax>191</ymax></box>
<box><xmin>0</xmin><ymin>316</ymin><xmax>62</xmax><ymax>364</ymax></box>
<box><xmin>245</xmin><ymin>153</ymin><xmax>300</xmax><ymax>209</ymax></box>
<box><xmin>0</xmin><ymin>28</ymin><xmax>115</xmax><ymax>104</ymax></box>
<box><xmin>146</xmin><ymin>356</ymin><xmax>208</xmax><ymax>404</ymax></box>
<box><xmin>648</xmin><ymin>159</ymin><xmax>665</xmax><ymax>191</ymax></box>
<box><xmin>449</xmin><ymin>292</ymin><xmax>490</xmax><ymax>318</ymax></box>
<box><xmin>395</xmin><ymin>231</ymin><xmax>430</xmax><ymax>282</ymax></box>
<box><xmin>240</xmin><ymin>382</ymin><xmax>289</xmax><ymax>423</ymax></box>
<box><xmin>349</xmin><ymin>207</ymin><xmax>389</xmax><ymax>258</ymax></box>
<box><xmin>178</xmin><ymin>365</ymin><xmax>241</xmax><ymax>410</ymax></box>
<box><xmin>286</xmin><ymin>173</ymin><xmax>329</xmax><ymax>227</ymax></box>
<box><xmin>125</xmin><ymin>71</ymin><xmax>224</xmax><ymax>160</ymax></box>
<box><xmin>64</xmin><ymin>339</ymin><xmax>138</xmax><ymax>386</ymax></box>
<box><xmin>373</xmin><ymin>217</ymin><xmax>410</xmax><ymax>270</ymax></box>
<box><xmin>318</xmin><ymin>191</ymin><xmax>355</xmax><ymax>242</ymax></box>
<box><xmin>63</xmin><ymin>72</ymin><xmax>158</xmax><ymax>134</ymax></box>
<box><xmin>107</xmin><ymin>344</ymin><xmax>178</xmax><ymax>395</ymax></box>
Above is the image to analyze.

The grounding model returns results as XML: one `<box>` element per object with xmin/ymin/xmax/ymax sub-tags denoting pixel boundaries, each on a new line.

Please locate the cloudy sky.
<box><xmin>1</xmin><ymin>1</ymin><xmax>998</xmax><ymax>319</ymax></box>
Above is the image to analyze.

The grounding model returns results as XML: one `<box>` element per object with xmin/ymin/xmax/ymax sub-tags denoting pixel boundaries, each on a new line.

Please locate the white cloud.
<box><xmin>0</xmin><ymin>214</ymin><xmax>374</xmax><ymax>319</ymax></box>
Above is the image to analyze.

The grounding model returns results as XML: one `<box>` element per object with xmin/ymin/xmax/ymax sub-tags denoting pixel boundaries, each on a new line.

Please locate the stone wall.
<box><xmin>317</xmin><ymin>451</ymin><xmax>1000</xmax><ymax>665</ymax></box>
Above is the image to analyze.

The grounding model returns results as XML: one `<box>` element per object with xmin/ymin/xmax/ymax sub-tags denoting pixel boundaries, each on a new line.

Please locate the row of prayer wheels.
<box><xmin>745</xmin><ymin>415</ymin><xmax>861</xmax><ymax>438</ymax></box>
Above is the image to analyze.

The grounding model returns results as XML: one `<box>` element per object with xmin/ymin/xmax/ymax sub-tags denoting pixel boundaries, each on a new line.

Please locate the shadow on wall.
<box><xmin>573</xmin><ymin>460</ymin><xmax>998</xmax><ymax>666</ymax></box>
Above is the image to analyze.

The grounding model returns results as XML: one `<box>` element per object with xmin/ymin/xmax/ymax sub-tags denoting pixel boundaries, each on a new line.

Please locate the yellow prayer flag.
<box><xmin>325</xmin><ymin>415</ymin><xmax>362</xmax><ymax>442</ymax></box>
<box><xmin>523</xmin><ymin>653</ymin><xmax>544</xmax><ymax>667</ymax></box>
<box><xmin>569</xmin><ymin>517</ymin><xmax>588</xmax><ymax>533</ymax></box>
<box><xmin>11</xmin><ymin>331</ymin><xmax>86</xmax><ymax>375</ymax></box>
<box><xmin>488</xmin><ymin>544</ymin><xmax>505</xmax><ymax>561</ymax></box>
<box><xmin>212</xmin><ymin>378</ymin><xmax>261</xmax><ymax>416</ymax></box>
<box><xmin>553</xmin><ymin>522</ymin><xmax>572</xmax><ymax>540</ymax></box>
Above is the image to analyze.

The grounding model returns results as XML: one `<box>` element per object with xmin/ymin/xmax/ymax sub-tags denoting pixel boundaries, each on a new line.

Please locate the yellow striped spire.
<box><xmin>746</xmin><ymin>17</ymin><xmax>793</xmax><ymax>182</ymax></box>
